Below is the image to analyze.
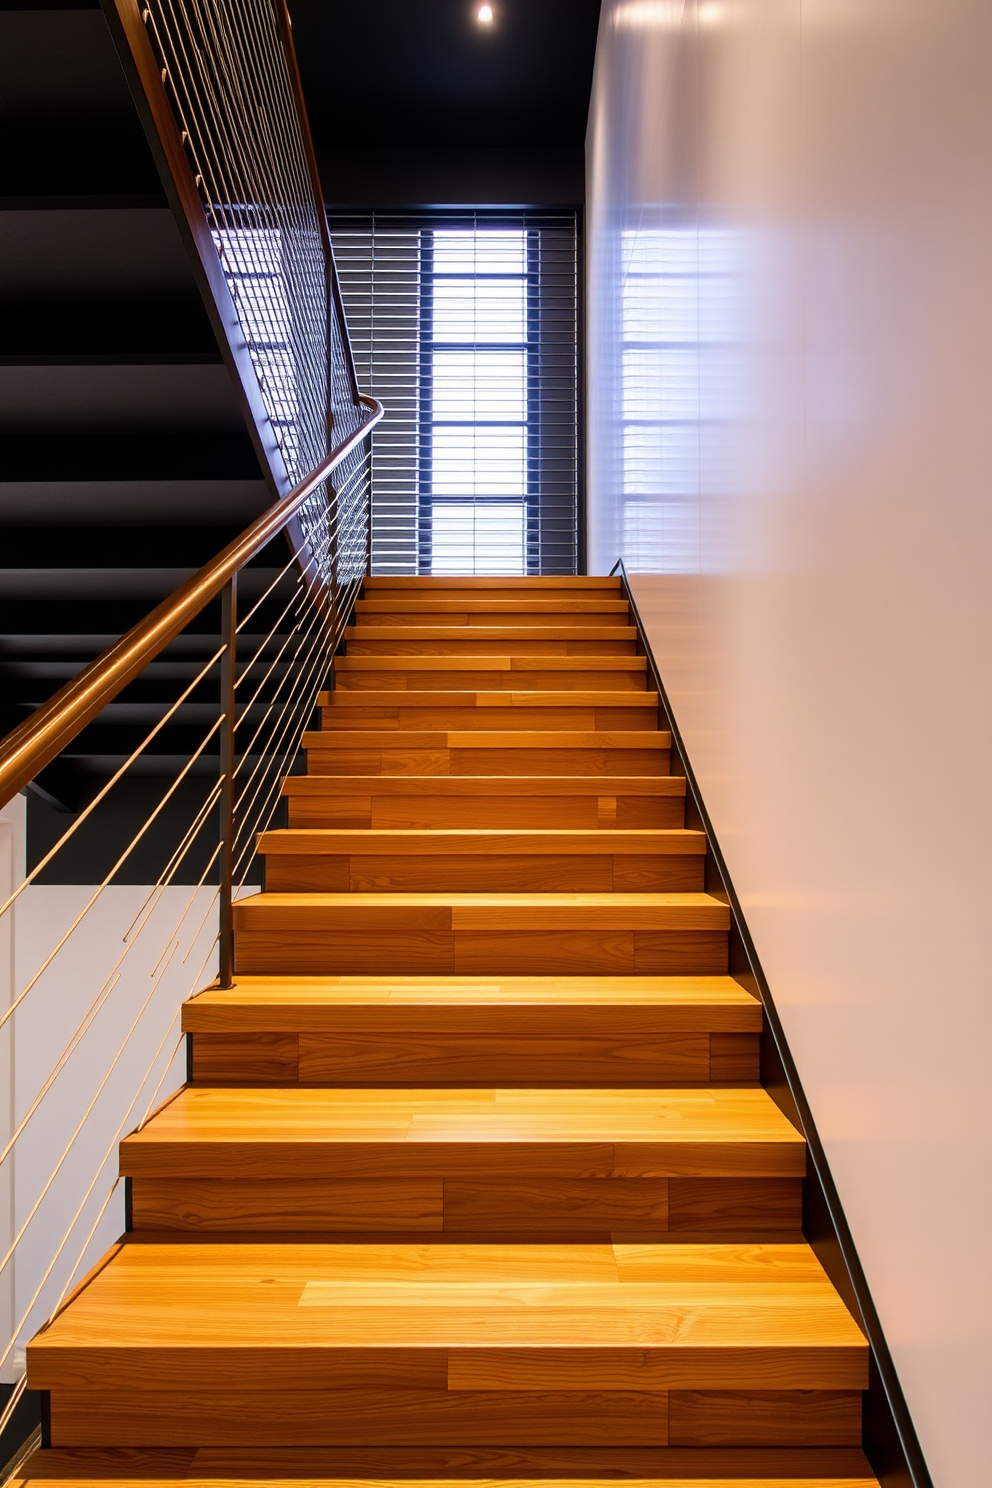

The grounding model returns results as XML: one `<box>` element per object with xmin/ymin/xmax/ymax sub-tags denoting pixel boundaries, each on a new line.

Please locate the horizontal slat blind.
<box><xmin>329</xmin><ymin>211</ymin><xmax>579</xmax><ymax>576</ymax></box>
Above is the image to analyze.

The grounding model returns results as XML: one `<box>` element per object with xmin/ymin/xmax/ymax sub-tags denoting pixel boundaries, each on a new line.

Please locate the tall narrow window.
<box><xmin>330</xmin><ymin>211</ymin><xmax>579</xmax><ymax>575</ymax></box>
<box><xmin>422</xmin><ymin>228</ymin><xmax>530</xmax><ymax>574</ymax></box>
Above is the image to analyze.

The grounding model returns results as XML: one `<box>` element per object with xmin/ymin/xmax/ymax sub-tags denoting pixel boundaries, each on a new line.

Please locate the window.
<box><xmin>330</xmin><ymin>212</ymin><xmax>579</xmax><ymax>575</ymax></box>
<box><xmin>421</xmin><ymin>228</ymin><xmax>531</xmax><ymax>574</ymax></box>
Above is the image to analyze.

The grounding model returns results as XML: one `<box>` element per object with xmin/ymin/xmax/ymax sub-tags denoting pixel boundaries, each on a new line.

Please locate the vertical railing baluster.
<box><xmin>218</xmin><ymin>575</ymin><xmax>237</xmax><ymax>990</ymax></box>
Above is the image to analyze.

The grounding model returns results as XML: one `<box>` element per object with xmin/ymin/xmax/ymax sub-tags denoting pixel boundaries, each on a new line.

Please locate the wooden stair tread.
<box><xmin>354</xmin><ymin>601</ymin><xmax>631</xmax><ymax>614</ymax></box>
<box><xmin>186</xmin><ymin>974</ymin><xmax>759</xmax><ymax>1008</ymax></box>
<box><xmin>29</xmin><ymin>1241</ymin><xmax>865</xmax><ymax>1387</ymax></box>
<box><xmin>10</xmin><ymin>1444</ymin><xmax>881</xmax><ymax>1484</ymax></box>
<box><xmin>28</xmin><ymin>576</ymin><xmax>876</xmax><ymax>1465</ymax></box>
<box><xmin>364</xmin><ymin>577</ymin><xmax>624</xmax><ymax>589</ymax></box>
<box><xmin>283</xmin><ymin>777</ymin><xmax>687</xmax><ymax>795</ymax></box>
<box><xmin>302</xmin><ymin>732</ymin><xmax>672</xmax><ymax>749</ymax></box>
<box><xmin>120</xmin><ymin>1086</ymin><xmax>802</xmax><ymax>1166</ymax></box>
<box><xmin>322</xmin><ymin>694</ymin><xmax>659</xmax><ymax>708</ymax></box>
<box><xmin>344</xmin><ymin>625</ymin><xmax>640</xmax><ymax>640</ymax></box>
<box><xmin>257</xmin><ymin>831</ymin><xmax>706</xmax><ymax>856</ymax></box>
<box><xmin>234</xmin><ymin>893</ymin><xmax>730</xmax><ymax>930</ymax></box>
<box><xmin>333</xmin><ymin>655</ymin><xmax>648</xmax><ymax>671</ymax></box>
<box><xmin>184</xmin><ymin>975</ymin><xmax>761</xmax><ymax>1034</ymax></box>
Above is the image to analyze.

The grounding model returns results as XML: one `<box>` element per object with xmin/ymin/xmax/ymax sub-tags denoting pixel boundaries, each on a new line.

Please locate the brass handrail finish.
<box><xmin>0</xmin><ymin>399</ymin><xmax>382</xmax><ymax>812</ymax></box>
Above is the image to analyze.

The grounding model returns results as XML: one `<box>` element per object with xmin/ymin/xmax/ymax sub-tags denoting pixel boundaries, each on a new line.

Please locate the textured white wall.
<box><xmin>587</xmin><ymin>3</ymin><xmax>992</xmax><ymax>1483</ymax></box>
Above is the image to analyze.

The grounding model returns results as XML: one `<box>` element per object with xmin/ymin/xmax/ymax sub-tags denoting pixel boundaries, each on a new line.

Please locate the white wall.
<box><xmin>587</xmin><ymin>3</ymin><xmax>992</xmax><ymax>1484</ymax></box>
<box><xmin>0</xmin><ymin>799</ymin><xmax>223</xmax><ymax>1383</ymax></box>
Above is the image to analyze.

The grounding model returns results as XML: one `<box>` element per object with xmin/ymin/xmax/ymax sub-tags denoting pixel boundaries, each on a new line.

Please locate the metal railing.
<box><xmin>0</xmin><ymin>0</ymin><xmax>381</xmax><ymax>1443</ymax></box>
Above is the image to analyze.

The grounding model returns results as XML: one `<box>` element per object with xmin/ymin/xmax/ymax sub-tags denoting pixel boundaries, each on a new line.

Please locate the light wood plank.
<box><xmin>363</xmin><ymin>577</ymin><xmax>624</xmax><ymax>589</ymax></box>
<box><xmin>303</xmin><ymin>731</ymin><xmax>672</xmax><ymax>750</ymax></box>
<box><xmin>283</xmin><ymin>775</ymin><xmax>687</xmax><ymax>795</ymax></box>
<box><xmin>183</xmin><ymin>976</ymin><xmax>762</xmax><ymax>1044</ymax></box>
<box><xmin>258</xmin><ymin>830</ymin><xmax>706</xmax><ymax>856</ymax></box>
<box><xmin>119</xmin><ymin>1088</ymin><xmax>806</xmax><ymax>1179</ymax></box>
<box><xmin>10</xmin><ymin>1443</ymin><xmax>881</xmax><ymax>1482</ymax></box>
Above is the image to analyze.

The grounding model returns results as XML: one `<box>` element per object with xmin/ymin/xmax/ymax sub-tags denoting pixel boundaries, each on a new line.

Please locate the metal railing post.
<box><xmin>218</xmin><ymin>575</ymin><xmax>237</xmax><ymax>989</ymax></box>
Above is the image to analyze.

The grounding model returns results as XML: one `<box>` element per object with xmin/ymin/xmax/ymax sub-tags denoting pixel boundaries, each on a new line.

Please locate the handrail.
<box><xmin>0</xmin><ymin>396</ymin><xmax>382</xmax><ymax>811</ymax></box>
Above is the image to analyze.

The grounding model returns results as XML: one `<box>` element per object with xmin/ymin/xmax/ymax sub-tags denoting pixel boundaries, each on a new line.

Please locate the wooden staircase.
<box><xmin>18</xmin><ymin>577</ymin><xmax>878</xmax><ymax>1488</ymax></box>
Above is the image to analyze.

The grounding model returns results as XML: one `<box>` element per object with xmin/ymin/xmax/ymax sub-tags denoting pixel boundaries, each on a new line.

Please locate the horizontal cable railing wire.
<box><xmin>0</xmin><ymin>0</ymin><xmax>381</xmax><ymax>1437</ymax></box>
<box><xmin>328</xmin><ymin>210</ymin><xmax>580</xmax><ymax>577</ymax></box>
<box><xmin>0</xmin><ymin>430</ymin><xmax>377</xmax><ymax>1415</ymax></box>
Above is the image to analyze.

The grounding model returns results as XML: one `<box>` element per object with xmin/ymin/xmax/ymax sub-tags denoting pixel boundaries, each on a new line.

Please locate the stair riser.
<box><xmin>356</xmin><ymin>599</ymin><xmax>629</xmax><ymax>611</ymax></box>
<box><xmin>45</xmin><ymin>1387</ymin><xmax>861</xmax><ymax>1448</ymax></box>
<box><xmin>344</xmin><ymin>636</ymin><xmax>639</xmax><ymax>654</ymax></box>
<box><xmin>303</xmin><ymin>748</ymin><xmax>672</xmax><ymax>776</ymax></box>
<box><xmin>261</xmin><ymin>854</ymin><xmax>706</xmax><ymax>894</ymax></box>
<box><xmin>319</xmin><ymin>709</ymin><xmax>657</xmax><ymax>731</ymax></box>
<box><xmin>189</xmin><ymin>1029</ymin><xmax>760</xmax><ymax>1085</ymax></box>
<box><xmin>234</xmin><ymin>930</ymin><xmax>729</xmax><ymax>977</ymax></box>
<box><xmin>356</xmin><ymin>612</ymin><xmax>631</xmax><ymax>627</ymax></box>
<box><xmin>130</xmin><ymin>1173</ymin><xmax>796</xmax><ymax>1234</ymax></box>
<box><xmin>285</xmin><ymin>795</ymin><xmax>686</xmax><ymax>828</ymax></box>
<box><xmin>334</xmin><ymin>671</ymin><xmax>648</xmax><ymax>690</ymax></box>
<box><xmin>364</xmin><ymin>583</ymin><xmax>623</xmax><ymax>598</ymax></box>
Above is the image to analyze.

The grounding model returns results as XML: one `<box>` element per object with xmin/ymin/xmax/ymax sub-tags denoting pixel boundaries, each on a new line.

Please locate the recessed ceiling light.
<box><xmin>477</xmin><ymin>4</ymin><xmax>494</xmax><ymax>24</ymax></box>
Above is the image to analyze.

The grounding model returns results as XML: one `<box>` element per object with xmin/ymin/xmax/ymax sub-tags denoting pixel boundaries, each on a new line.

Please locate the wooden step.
<box><xmin>354</xmin><ymin>601</ymin><xmax>632</xmax><ymax>627</ymax></box>
<box><xmin>316</xmin><ymin>695</ymin><xmax>658</xmax><ymax>733</ymax></box>
<box><xmin>8</xmin><ymin>1444</ymin><xmax>882</xmax><ymax>1485</ymax></box>
<box><xmin>344</xmin><ymin>627</ymin><xmax>639</xmax><ymax>654</ymax></box>
<box><xmin>123</xmin><ymin>1086</ymin><xmax>799</xmax><ymax>1235</ymax></box>
<box><xmin>184</xmin><ymin>973</ymin><xmax>761</xmax><ymax>1087</ymax></box>
<box><xmin>330</xmin><ymin>657</ymin><xmax>649</xmax><ymax>690</ymax></box>
<box><xmin>29</xmin><ymin>1241</ymin><xmax>865</xmax><ymax>1447</ymax></box>
<box><xmin>364</xmin><ymin>576</ymin><xmax>624</xmax><ymax>590</ymax></box>
<box><xmin>233</xmin><ymin>891</ymin><xmax>730</xmax><ymax>976</ymax></box>
<box><xmin>257</xmin><ymin>829</ymin><xmax>706</xmax><ymax>894</ymax></box>
<box><xmin>302</xmin><ymin>731</ymin><xmax>672</xmax><ymax>777</ymax></box>
<box><xmin>282</xmin><ymin>776</ymin><xmax>687</xmax><ymax>829</ymax></box>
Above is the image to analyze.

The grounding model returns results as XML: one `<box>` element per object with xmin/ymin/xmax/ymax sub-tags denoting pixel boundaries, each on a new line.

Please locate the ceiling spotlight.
<box><xmin>476</xmin><ymin>4</ymin><xmax>494</xmax><ymax>23</ymax></box>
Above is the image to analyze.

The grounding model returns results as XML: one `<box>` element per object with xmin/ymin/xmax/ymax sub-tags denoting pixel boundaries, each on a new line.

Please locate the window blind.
<box><xmin>328</xmin><ymin>211</ymin><xmax>580</xmax><ymax>576</ymax></box>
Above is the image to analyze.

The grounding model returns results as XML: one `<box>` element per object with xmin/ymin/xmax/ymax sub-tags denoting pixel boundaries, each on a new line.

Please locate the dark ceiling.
<box><xmin>287</xmin><ymin>0</ymin><xmax>603</xmax><ymax>151</ymax></box>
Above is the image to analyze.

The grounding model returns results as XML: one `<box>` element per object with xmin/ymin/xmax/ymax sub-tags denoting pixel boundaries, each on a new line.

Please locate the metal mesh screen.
<box><xmin>141</xmin><ymin>0</ymin><xmax>365</xmax><ymax>485</ymax></box>
<box><xmin>329</xmin><ymin>211</ymin><xmax>580</xmax><ymax>577</ymax></box>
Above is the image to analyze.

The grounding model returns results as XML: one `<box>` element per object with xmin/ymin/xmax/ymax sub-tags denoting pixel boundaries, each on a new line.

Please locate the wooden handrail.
<box><xmin>0</xmin><ymin>400</ymin><xmax>383</xmax><ymax>812</ymax></box>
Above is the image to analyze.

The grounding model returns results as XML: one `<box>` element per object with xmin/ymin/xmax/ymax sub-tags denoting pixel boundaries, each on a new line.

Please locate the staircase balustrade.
<box><xmin>0</xmin><ymin>0</ymin><xmax>379</xmax><ymax>1440</ymax></box>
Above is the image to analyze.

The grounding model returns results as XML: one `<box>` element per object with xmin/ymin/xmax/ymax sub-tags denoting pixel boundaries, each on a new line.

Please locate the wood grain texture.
<box><xmin>362</xmin><ymin>577</ymin><xmax>624</xmax><ymax>590</ymax></box>
<box><xmin>233</xmin><ymin>929</ymin><xmax>730</xmax><ymax>978</ymax></box>
<box><xmin>331</xmin><ymin>662</ymin><xmax>648</xmax><ymax>688</ymax></box>
<box><xmin>129</xmin><ymin>1178</ymin><xmax>444</xmax><ymax>1233</ymax></box>
<box><xmin>258</xmin><ymin>830</ymin><xmax>706</xmax><ymax>857</ymax></box>
<box><xmin>302</xmin><ymin>748</ymin><xmax>673</xmax><ymax>777</ymax></box>
<box><xmin>32</xmin><ymin>576</ymin><xmax>871</xmax><ymax>1471</ymax></box>
<box><xmin>258</xmin><ymin>832</ymin><xmax>707</xmax><ymax>896</ymax></box>
<box><xmin>233</xmin><ymin>895</ymin><xmax>731</xmax><ymax>977</ymax></box>
<box><xmin>47</xmin><ymin>1389</ymin><xmax>672</xmax><ymax>1448</ymax></box>
<box><xmin>668</xmin><ymin>1392</ymin><xmax>862</xmax><ymax>1448</ymax></box>
<box><xmin>119</xmin><ymin>1088</ymin><xmax>806</xmax><ymax>1180</ymax></box>
<box><xmin>183</xmin><ymin>974</ymin><xmax>763</xmax><ymax>1029</ymax></box>
<box><xmin>10</xmin><ymin>1442</ymin><xmax>881</xmax><ymax>1481</ymax></box>
<box><xmin>281</xmin><ymin>776</ymin><xmax>687</xmax><ymax>829</ymax></box>
<box><xmin>293</xmin><ymin>1031</ymin><xmax>714</xmax><ymax>1086</ymax></box>
<box><xmin>710</xmin><ymin>1034</ymin><xmax>762</xmax><ymax>1082</ymax></box>
<box><xmin>315</xmin><ymin>708</ymin><xmax>656</xmax><ymax>733</ymax></box>
<box><xmin>30</xmin><ymin>1243</ymin><xmax>865</xmax><ymax>1398</ymax></box>
<box><xmin>344</xmin><ymin>630</ymin><xmax>640</xmax><ymax>653</ymax></box>
<box><xmin>190</xmin><ymin>1031</ymin><xmax>299</xmax><ymax>1083</ymax></box>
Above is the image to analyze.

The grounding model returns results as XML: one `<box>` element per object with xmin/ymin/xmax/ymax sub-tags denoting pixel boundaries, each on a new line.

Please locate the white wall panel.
<box><xmin>587</xmin><ymin>3</ymin><xmax>992</xmax><ymax>1482</ymax></box>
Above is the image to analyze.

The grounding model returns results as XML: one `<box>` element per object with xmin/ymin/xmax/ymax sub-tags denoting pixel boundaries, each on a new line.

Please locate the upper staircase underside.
<box><xmin>18</xmin><ymin>575</ymin><xmax>878</xmax><ymax>1488</ymax></box>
